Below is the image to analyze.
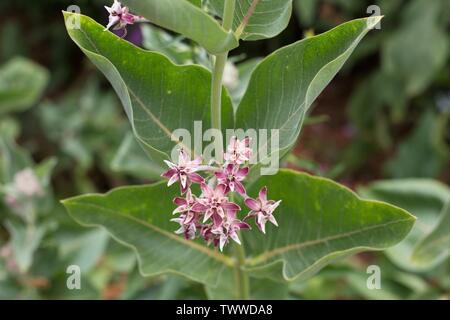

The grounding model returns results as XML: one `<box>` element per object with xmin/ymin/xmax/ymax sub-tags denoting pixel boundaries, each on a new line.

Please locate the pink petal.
<box><xmin>191</xmin><ymin>202</ymin><xmax>208</xmax><ymax>212</ymax></box>
<box><xmin>214</xmin><ymin>171</ymin><xmax>227</xmax><ymax>180</ymax></box>
<box><xmin>173</xmin><ymin>197</ymin><xmax>187</xmax><ymax>206</ymax></box>
<box><xmin>236</xmin><ymin>221</ymin><xmax>251</xmax><ymax>230</ymax></box>
<box><xmin>230</xmin><ymin>232</ymin><xmax>241</xmax><ymax>245</ymax></box>
<box><xmin>180</xmin><ymin>174</ymin><xmax>187</xmax><ymax>188</ymax></box>
<box><xmin>222</xmin><ymin>202</ymin><xmax>240</xmax><ymax>211</ymax></box>
<box><xmin>259</xmin><ymin>187</ymin><xmax>268</xmax><ymax>202</ymax></box>
<box><xmin>236</xmin><ymin>167</ymin><xmax>249</xmax><ymax>178</ymax></box>
<box><xmin>268</xmin><ymin>214</ymin><xmax>278</xmax><ymax>227</ymax></box>
<box><xmin>188</xmin><ymin>172</ymin><xmax>204</xmax><ymax>184</ymax></box>
<box><xmin>245</xmin><ymin>198</ymin><xmax>260</xmax><ymax>211</ymax></box>
<box><xmin>219</xmin><ymin>235</ymin><xmax>227</xmax><ymax>251</ymax></box>
<box><xmin>216</xmin><ymin>184</ymin><xmax>227</xmax><ymax>196</ymax></box>
<box><xmin>234</xmin><ymin>181</ymin><xmax>246</xmax><ymax>195</ymax></box>
<box><xmin>167</xmin><ymin>174</ymin><xmax>179</xmax><ymax>186</ymax></box>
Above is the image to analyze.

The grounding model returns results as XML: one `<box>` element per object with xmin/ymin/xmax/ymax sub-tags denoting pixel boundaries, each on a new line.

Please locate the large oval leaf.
<box><xmin>209</xmin><ymin>0</ymin><xmax>293</xmax><ymax>40</ymax></box>
<box><xmin>63</xmin><ymin>12</ymin><xmax>234</xmax><ymax>164</ymax></box>
<box><xmin>359</xmin><ymin>179</ymin><xmax>450</xmax><ymax>271</ymax></box>
<box><xmin>61</xmin><ymin>182</ymin><xmax>234</xmax><ymax>285</ymax></box>
<box><xmin>235</xmin><ymin>17</ymin><xmax>381</xmax><ymax>166</ymax></box>
<box><xmin>121</xmin><ymin>0</ymin><xmax>238</xmax><ymax>54</ymax></box>
<box><xmin>242</xmin><ymin>170</ymin><xmax>415</xmax><ymax>282</ymax></box>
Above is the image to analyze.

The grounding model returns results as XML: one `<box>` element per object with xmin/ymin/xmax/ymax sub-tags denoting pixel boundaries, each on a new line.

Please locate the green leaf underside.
<box><xmin>242</xmin><ymin>170</ymin><xmax>415</xmax><ymax>282</ymax></box>
<box><xmin>121</xmin><ymin>0</ymin><xmax>238</xmax><ymax>54</ymax></box>
<box><xmin>235</xmin><ymin>17</ymin><xmax>382</xmax><ymax>164</ymax></box>
<box><xmin>62</xmin><ymin>169</ymin><xmax>414</xmax><ymax>285</ymax></box>
<box><xmin>62</xmin><ymin>181</ymin><xmax>233</xmax><ymax>286</ymax></box>
<box><xmin>359</xmin><ymin>179</ymin><xmax>450</xmax><ymax>270</ymax></box>
<box><xmin>209</xmin><ymin>0</ymin><xmax>293</xmax><ymax>40</ymax></box>
<box><xmin>63</xmin><ymin>12</ymin><xmax>234</xmax><ymax>163</ymax></box>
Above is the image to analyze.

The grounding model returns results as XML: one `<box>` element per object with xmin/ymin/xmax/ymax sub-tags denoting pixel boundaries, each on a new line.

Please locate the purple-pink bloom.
<box><xmin>215</xmin><ymin>164</ymin><xmax>248</xmax><ymax>195</ymax></box>
<box><xmin>104</xmin><ymin>0</ymin><xmax>147</xmax><ymax>32</ymax></box>
<box><xmin>245</xmin><ymin>187</ymin><xmax>281</xmax><ymax>234</ymax></box>
<box><xmin>161</xmin><ymin>149</ymin><xmax>204</xmax><ymax>194</ymax></box>
<box><xmin>224</xmin><ymin>136</ymin><xmax>253</xmax><ymax>165</ymax></box>
<box><xmin>171</xmin><ymin>213</ymin><xmax>197</xmax><ymax>240</ymax></box>
<box><xmin>196</xmin><ymin>183</ymin><xmax>240</xmax><ymax>227</ymax></box>
<box><xmin>212</xmin><ymin>213</ymin><xmax>250</xmax><ymax>251</ymax></box>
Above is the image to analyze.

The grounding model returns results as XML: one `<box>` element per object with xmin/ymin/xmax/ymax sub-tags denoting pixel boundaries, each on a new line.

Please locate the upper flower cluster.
<box><xmin>162</xmin><ymin>137</ymin><xmax>281</xmax><ymax>251</ymax></box>
<box><xmin>104</xmin><ymin>0</ymin><xmax>147</xmax><ymax>34</ymax></box>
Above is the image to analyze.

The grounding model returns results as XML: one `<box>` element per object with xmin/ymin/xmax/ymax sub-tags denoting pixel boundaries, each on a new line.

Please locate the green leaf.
<box><xmin>385</xmin><ymin>110</ymin><xmax>445</xmax><ymax>178</ymax></box>
<box><xmin>5</xmin><ymin>220</ymin><xmax>47</xmax><ymax>273</ymax></box>
<box><xmin>63</xmin><ymin>12</ymin><xmax>234</xmax><ymax>164</ymax></box>
<box><xmin>111</xmin><ymin>133</ymin><xmax>165</xmax><ymax>180</ymax></box>
<box><xmin>0</xmin><ymin>57</ymin><xmax>49</xmax><ymax>114</ymax></box>
<box><xmin>209</xmin><ymin>0</ymin><xmax>293</xmax><ymax>40</ymax></box>
<box><xmin>413</xmin><ymin>201</ymin><xmax>450</xmax><ymax>267</ymax></box>
<box><xmin>235</xmin><ymin>17</ymin><xmax>382</xmax><ymax>165</ymax></box>
<box><xmin>121</xmin><ymin>0</ymin><xmax>238</xmax><ymax>54</ymax></box>
<box><xmin>359</xmin><ymin>179</ymin><xmax>450</xmax><ymax>271</ymax></box>
<box><xmin>61</xmin><ymin>181</ymin><xmax>234</xmax><ymax>285</ymax></box>
<box><xmin>242</xmin><ymin>170</ymin><xmax>415</xmax><ymax>282</ymax></box>
<box><xmin>381</xmin><ymin>0</ymin><xmax>448</xmax><ymax>96</ymax></box>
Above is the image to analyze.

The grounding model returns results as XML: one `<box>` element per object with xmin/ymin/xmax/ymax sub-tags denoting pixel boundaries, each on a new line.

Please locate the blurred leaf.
<box><xmin>111</xmin><ymin>133</ymin><xmax>165</xmax><ymax>180</ymax></box>
<box><xmin>382</xmin><ymin>0</ymin><xmax>449</xmax><ymax>97</ymax></box>
<box><xmin>121</xmin><ymin>0</ymin><xmax>238</xmax><ymax>54</ymax></box>
<box><xmin>385</xmin><ymin>111</ymin><xmax>446</xmax><ymax>178</ymax></box>
<box><xmin>0</xmin><ymin>57</ymin><xmax>49</xmax><ymax>114</ymax></box>
<box><xmin>5</xmin><ymin>220</ymin><xmax>47</xmax><ymax>273</ymax></box>
<box><xmin>242</xmin><ymin>170</ymin><xmax>415</xmax><ymax>282</ymax></box>
<box><xmin>359</xmin><ymin>179</ymin><xmax>450</xmax><ymax>271</ymax></box>
<box><xmin>209</xmin><ymin>0</ymin><xmax>293</xmax><ymax>40</ymax></box>
<box><xmin>413</xmin><ymin>201</ymin><xmax>450</xmax><ymax>267</ymax></box>
<box><xmin>236</xmin><ymin>17</ymin><xmax>381</xmax><ymax>166</ymax></box>
<box><xmin>294</xmin><ymin>0</ymin><xmax>317</xmax><ymax>27</ymax></box>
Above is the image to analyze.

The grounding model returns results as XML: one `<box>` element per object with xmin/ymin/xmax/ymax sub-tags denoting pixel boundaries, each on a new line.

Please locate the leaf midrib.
<box><xmin>76</xmin><ymin>20</ymin><xmax>195</xmax><ymax>156</ymax></box>
<box><xmin>246</xmin><ymin>217</ymin><xmax>413</xmax><ymax>266</ymax></box>
<box><xmin>66</xmin><ymin>200</ymin><xmax>234</xmax><ymax>267</ymax></box>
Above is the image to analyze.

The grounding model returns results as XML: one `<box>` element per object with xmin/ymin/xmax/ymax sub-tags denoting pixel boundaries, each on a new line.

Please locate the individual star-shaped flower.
<box><xmin>104</xmin><ymin>0</ymin><xmax>147</xmax><ymax>32</ymax></box>
<box><xmin>245</xmin><ymin>186</ymin><xmax>281</xmax><ymax>234</ymax></box>
<box><xmin>212</xmin><ymin>214</ymin><xmax>250</xmax><ymax>251</ymax></box>
<box><xmin>224</xmin><ymin>136</ymin><xmax>253</xmax><ymax>165</ymax></box>
<box><xmin>161</xmin><ymin>149</ymin><xmax>204</xmax><ymax>194</ymax></box>
<box><xmin>196</xmin><ymin>183</ymin><xmax>240</xmax><ymax>226</ymax></box>
<box><xmin>215</xmin><ymin>164</ymin><xmax>249</xmax><ymax>195</ymax></box>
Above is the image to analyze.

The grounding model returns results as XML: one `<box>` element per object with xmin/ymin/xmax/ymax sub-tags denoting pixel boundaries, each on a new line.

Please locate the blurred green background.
<box><xmin>0</xmin><ymin>0</ymin><xmax>449</xmax><ymax>299</ymax></box>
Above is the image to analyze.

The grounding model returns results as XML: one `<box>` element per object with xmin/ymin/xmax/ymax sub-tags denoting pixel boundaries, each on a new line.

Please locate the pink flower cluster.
<box><xmin>162</xmin><ymin>137</ymin><xmax>281</xmax><ymax>251</ymax></box>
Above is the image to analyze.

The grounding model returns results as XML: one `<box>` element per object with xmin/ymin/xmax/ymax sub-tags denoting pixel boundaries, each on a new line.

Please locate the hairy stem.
<box><xmin>233</xmin><ymin>239</ymin><xmax>250</xmax><ymax>300</ymax></box>
<box><xmin>211</xmin><ymin>0</ymin><xmax>235</xmax><ymax>131</ymax></box>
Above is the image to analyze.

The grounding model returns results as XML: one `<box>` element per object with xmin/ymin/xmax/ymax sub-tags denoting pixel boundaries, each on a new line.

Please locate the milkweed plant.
<box><xmin>61</xmin><ymin>0</ymin><xmax>416</xmax><ymax>299</ymax></box>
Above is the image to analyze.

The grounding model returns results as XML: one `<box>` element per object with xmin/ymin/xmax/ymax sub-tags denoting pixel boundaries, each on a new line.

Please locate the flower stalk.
<box><xmin>211</xmin><ymin>0</ymin><xmax>236</xmax><ymax>131</ymax></box>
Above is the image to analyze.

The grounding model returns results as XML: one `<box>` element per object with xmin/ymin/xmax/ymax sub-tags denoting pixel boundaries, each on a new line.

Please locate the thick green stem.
<box><xmin>210</xmin><ymin>0</ymin><xmax>249</xmax><ymax>300</ymax></box>
<box><xmin>211</xmin><ymin>0</ymin><xmax>235</xmax><ymax>131</ymax></box>
<box><xmin>233</xmin><ymin>239</ymin><xmax>250</xmax><ymax>300</ymax></box>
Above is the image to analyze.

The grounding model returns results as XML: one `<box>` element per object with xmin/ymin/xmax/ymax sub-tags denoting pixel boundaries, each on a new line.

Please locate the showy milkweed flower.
<box><xmin>161</xmin><ymin>149</ymin><xmax>204</xmax><ymax>194</ymax></box>
<box><xmin>224</xmin><ymin>136</ymin><xmax>253</xmax><ymax>165</ymax></box>
<box><xmin>162</xmin><ymin>137</ymin><xmax>281</xmax><ymax>251</ymax></box>
<box><xmin>104</xmin><ymin>0</ymin><xmax>147</xmax><ymax>33</ymax></box>
<box><xmin>245</xmin><ymin>187</ymin><xmax>281</xmax><ymax>234</ymax></box>
<box><xmin>215</xmin><ymin>164</ymin><xmax>248</xmax><ymax>195</ymax></box>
